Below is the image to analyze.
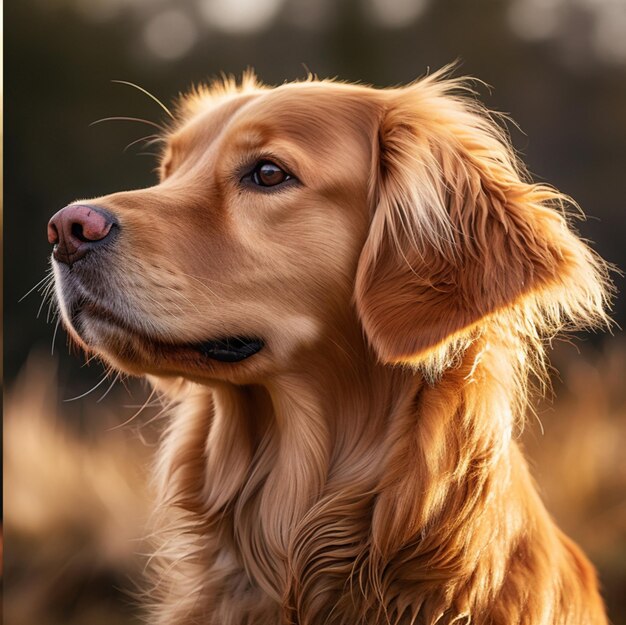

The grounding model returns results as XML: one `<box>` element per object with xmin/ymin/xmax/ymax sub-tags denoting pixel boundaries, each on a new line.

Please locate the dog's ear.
<box><xmin>355</xmin><ymin>75</ymin><xmax>609</xmax><ymax>372</ymax></box>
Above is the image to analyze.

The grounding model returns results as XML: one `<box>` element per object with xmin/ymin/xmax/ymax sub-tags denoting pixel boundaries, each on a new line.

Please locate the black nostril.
<box><xmin>71</xmin><ymin>221</ymin><xmax>89</xmax><ymax>243</ymax></box>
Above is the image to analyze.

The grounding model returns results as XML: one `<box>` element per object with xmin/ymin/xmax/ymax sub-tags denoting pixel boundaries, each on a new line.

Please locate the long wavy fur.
<box><xmin>133</xmin><ymin>70</ymin><xmax>613</xmax><ymax>624</ymax></box>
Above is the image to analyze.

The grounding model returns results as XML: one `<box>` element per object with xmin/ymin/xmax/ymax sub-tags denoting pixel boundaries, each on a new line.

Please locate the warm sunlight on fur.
<box><xmin>48</xmin><ymin>67</ymin><xmax>613</xmax><ymax>624</ymax></box>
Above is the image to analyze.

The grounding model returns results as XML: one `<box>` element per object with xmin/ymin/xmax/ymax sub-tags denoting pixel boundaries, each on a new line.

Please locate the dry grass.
<box><xmin>4</xmin><ymin>355</ymin><xmax>153</xmax><ymax>625</ymax></box>
<box><xmin>523</xmin><ymin>338</ymin><xmax>626</xmax><ymax>624</ymax></box>
<box><xmin>4</xmin><ymin>341</ymin><xmax>626</xmax><ymax>624</ymax></box>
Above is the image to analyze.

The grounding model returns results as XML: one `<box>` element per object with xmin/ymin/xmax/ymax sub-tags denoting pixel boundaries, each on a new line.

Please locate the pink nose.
<box><xmin>48</xmin><ymin>204</ymin><xmax>117</xmax><ymax>265</ymax></box>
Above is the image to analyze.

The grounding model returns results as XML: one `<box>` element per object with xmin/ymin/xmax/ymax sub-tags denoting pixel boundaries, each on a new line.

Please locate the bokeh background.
<box><xmin>4</xmin><ymin>0</ymin><xmax>626</xmax><ymax>624</ymax></box>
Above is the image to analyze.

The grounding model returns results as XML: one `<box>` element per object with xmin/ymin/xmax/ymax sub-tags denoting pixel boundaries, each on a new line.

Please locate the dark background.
<box><xmin>4</xmin><ymin>0</ymin><xmax>626</xmax><ymax>623</ymax></box>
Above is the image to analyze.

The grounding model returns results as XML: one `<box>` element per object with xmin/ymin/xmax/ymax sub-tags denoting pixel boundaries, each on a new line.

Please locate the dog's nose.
<box><xmin>48</xmin><ymin>204</ymin><xmax>117</xmax><ymax>265</ymax></box>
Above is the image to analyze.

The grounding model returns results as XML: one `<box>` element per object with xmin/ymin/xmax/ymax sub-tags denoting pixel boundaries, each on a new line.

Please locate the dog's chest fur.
<box><xmin>149</xmin><ymin>352</ymin><xmax>606</xmax><ymax>625</ymax></box>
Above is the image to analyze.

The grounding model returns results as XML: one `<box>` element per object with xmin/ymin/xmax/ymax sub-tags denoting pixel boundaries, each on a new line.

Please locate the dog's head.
<box><xmin>49</xmin><ymin>70</ymin><xmax>609</xmax><ymax>384</ymax></box>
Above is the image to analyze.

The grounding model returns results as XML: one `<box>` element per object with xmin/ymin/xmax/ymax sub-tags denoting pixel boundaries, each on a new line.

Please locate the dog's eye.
<box><xmin>251</xmin><ymin>161</ymin><xmax>291</xmax><ymax>187</ymax></box>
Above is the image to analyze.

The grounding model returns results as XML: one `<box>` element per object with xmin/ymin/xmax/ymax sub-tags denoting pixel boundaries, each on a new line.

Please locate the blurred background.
<box><xmin>4</xmin><ymin>0</ymin><xmax>626</xmax><ymax>623</ymax></box>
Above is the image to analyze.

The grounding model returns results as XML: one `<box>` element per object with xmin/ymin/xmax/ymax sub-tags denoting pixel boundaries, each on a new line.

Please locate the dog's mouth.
<box><xmin>67</xmin><ymin>298</ymin><xmax>264</xmax><ymax>365</ymax></box>
<box><xmin>193</xmin><ymin>337</ymin><xmax>264</xmax><ymax>362</ymax></box>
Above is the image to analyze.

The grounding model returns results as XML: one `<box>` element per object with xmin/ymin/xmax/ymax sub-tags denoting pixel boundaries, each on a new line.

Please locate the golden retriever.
<box><xmin>48</xmin><ymin>68</ymin><xmax>612</xmax><ymax>624</ymax></box>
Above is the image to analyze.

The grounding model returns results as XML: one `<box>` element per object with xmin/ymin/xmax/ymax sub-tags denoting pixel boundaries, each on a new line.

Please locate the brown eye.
<box><xmin>251</xmin><ymin>161</ymin><xmax>290</xmax><ymax>187</ymax></box>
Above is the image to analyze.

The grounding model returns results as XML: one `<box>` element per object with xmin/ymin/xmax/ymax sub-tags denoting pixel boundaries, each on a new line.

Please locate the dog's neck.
<box><xmin>153</xmin><ymin>325</ymin><xmax>604</xmax><ymax>623</ymax></box>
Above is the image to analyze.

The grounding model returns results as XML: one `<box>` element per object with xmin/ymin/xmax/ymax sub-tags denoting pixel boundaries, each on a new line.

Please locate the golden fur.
<box><xmin>52</xmin><ymin>68</ymin><xmax>612</xmax><ymax>624</ymax></box>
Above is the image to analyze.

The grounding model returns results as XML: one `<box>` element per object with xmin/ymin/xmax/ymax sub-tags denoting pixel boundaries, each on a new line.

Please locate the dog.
<box><xmin>48</xmin><ymin>68</ymin><xmax>612</xmax><ymax>624</ymax></box>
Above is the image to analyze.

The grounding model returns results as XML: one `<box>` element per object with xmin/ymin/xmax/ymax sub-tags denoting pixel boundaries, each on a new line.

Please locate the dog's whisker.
<box><xmin>163</xmin><ymin>287</ymin><xmax>205</xmax><ymax>314</ymax></box>
<box><xmin>140</xmin><ymin>289</ymin><xmax>190</xmax><ymax>317</ymax></box>
<box><xmin>46</xmin><ymin>294</ymin><xmax>58</xmax><ymax>323</ymax></box>
<box><xmin>172</xmin><ymin>271</ymin><xmax>225</xmax><ymax>299</ymax></box>
<box><xmin>133</xmin><ymin>426</ymin><xmax>160</xmax><ymax>448</ymax></box>
<box><xmin>51</xmin><ymin>317</ymin><xmax>61</xmax><ymax>356</ymax></box>
<box><xmin>89</xmin><ymin>116</ymin><xmax>166</xmax><ymax>132</ymax></box>
<box><xmin>123</xmin><ymin>401</ymin><xmax>162</xmax><ymax>409</ymax></box>
<box><xmin>19</xmin><ymin>270</ymin><xmax>54</xmax><ymax>302</ymax></box>
<box><xmin>123</xmin><ymin>134</ymin><xmax>162</xmax><ymax>154</ymax></box>
<box><xmin>108</xmin><ymin>386</ymin><xmax>159</xmax><ymax>431</ymax></box>
<box><xmin>64</xmin><ymin>370</ymin><xmax>114</xmax><ymax>402</ymax></box>
<box><xmin>111</xmin><ymin>79</ymin><xmax>175</xmax><ymax>121</ymax></box>
<box><xmin>119</xmin><ymin>374</ymin><xmax>134</xmax><ymax>396</ymax></box>
<box><xmin>82</xmin><ymin>353</ymin><xmax>100</xmax><ymax>367</ymax></box>
<box><xmin>177</xmin><ymin>271</ymin><xmax>230</xmax><ymax>289</ymax></box>
<box><xmin>138</xmin><ymin>401</ymin><xmax>177</xmax><ymax>430</ymax></box>
<box><xmin>36</xmin><ymin>280</ymin><xmax>56</xmax><ymax>319</ymax></box>
<box><xmin>96</xmin><ymin>372</ymin><xmax>122</xmax><ymax>403</ymax></box>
